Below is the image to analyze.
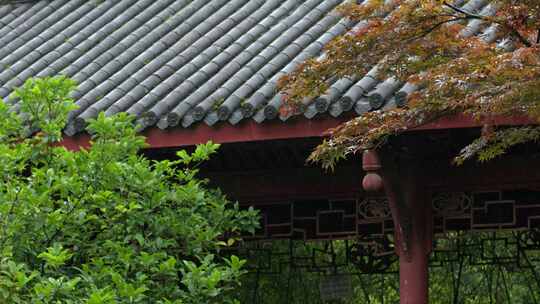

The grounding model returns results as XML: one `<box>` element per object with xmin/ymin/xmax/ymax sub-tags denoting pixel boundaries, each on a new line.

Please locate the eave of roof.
<box><xmin>59</xmin><ymin>114</ymin><xmax>534</xmax><ymax>150</ymax></box>
<box><xmin>0</xmin><ymin>0</ymin><xmax>509</xmax><ymax>139</ymax></box>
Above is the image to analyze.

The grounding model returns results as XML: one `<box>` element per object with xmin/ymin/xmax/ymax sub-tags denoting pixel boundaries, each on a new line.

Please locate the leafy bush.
<box><xmin>0</xmin><ymin>76</ymin><xmax>259</xmax><ymax>303</ymax></box>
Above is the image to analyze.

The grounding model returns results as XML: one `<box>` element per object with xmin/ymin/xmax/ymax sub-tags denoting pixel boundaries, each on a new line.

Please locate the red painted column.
<box><xmin>362</xmin><ymin>150</ymin><xmax>432</xmax><ymax>304</ymax></box>
<box><xmin>398</xmin><ymin>191</ymin><xmax>431</xmax><ymax>304</ymax></box>
<box><xmin>400</xmin><ymin>252</ymin><xmax>428</xmax><ymax>303</ymax></box>
<box><xmin>399</xmin><ymin>246</ymin><xmax>429</xmax><ymax>303</ymax></box>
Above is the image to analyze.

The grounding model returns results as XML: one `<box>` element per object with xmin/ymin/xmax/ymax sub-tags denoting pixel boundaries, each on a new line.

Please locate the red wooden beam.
<box><xmin>412</xmin><ymin>114</ymin><xmax>534</xmax><ymax>131</ymax></box>
<box><xmin>60</xmin><ymin>116</ymin><xmax>352</xmax><ymax>150</ymax></box>
<box><xmin>144</xmin><ymin>116</ymin><xmax>351</xmax><ymax>148</ymax></box>
<box><xmin>60</xmin><ymin>133</ymin><xmax>91</xmax><ymax>150</ymax></box>
<box><xmin>59</xmin><ymin>114</ymin><xmax>535</xmax><ymax>150</ymax></box>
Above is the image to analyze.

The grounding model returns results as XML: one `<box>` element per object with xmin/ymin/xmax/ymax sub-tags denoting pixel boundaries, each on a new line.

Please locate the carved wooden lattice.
<box><xmin>432</xmin><ymin>190</ymin><xmax>540</xmax><ymax>233</ymax></box>
<box><xmin>250</xmin><ymin>198</ymin><xmax>393</xmax><ymax>240</ymax></box>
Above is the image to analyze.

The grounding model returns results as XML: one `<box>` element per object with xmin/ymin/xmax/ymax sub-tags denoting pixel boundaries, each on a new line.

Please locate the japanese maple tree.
<box><xmin>280</xmin><ymin>0</ymin><xmax>540</xmax><ymax>168</ymax></box>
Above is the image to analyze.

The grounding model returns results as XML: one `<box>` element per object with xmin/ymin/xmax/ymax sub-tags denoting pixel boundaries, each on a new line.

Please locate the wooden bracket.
<box><xmin>362</xmin><ymin>149</ymin><xmax>431</xmax><ymax>261</ymax></box>
<box><xmin>383</xmin><ymin>171</ymin><xmax>413</xmax><ymax>261</ymax></box>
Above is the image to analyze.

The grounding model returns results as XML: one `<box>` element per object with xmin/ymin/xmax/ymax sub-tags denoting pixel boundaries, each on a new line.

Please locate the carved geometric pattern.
<box><xmin>358</xmin><ymin>198</ymin><xmax>391</xmax><ymax>219</ymax></box>
<box><xmin>518</xmin><ymin>229</ymin><xmax>540</xmax><ymax>251</ymax></box>
<box><xmin>432</xmin><ymin>190</ymin><xmax>540</xmax><ymax>233</ymax></box>
<box><xmin>349</xmin><ymin>235</ymin><xmax>397</xmax><ymax>274</ymax></box>
<box><xmin>250</xmin><ymin>197</ymin><xmax>392</xmax><ymax>240</ymax></box>
<box><xmin>516</xmin><ymin>229</ymin><xmax>540</xmax><ymax>266</ymax></box>
<box><xmin>472</xmin><ymin>199</ymin><xmax>515</xmax><ymax>229</ymax></box>
<box><xmin>429</xmin><ymin>232</ymin><xmax>531</xmax><ymax>269</ymax></box>
<box><xmin>245</xmin><ymin>189</ymin><xmax>540</xmax><ymax>240</ymax></box>
<box><xmin>227</xmin><ymin>238</ymin><xmax>397</xmax><ymax>276</ymax></box>
<box><xmin>357</xmin><ymin>197</ymin><xmax>393</xmax><ymax>237</ymax></box>
<box><xmin>231</xmin><ymin>232</ymin><xmax>540</xmax><ymax>277</ymax></box>
<box><xmin>432</xmin><ymin>192</ymin><xmax>471</xmax><ymax>217</ymax></box>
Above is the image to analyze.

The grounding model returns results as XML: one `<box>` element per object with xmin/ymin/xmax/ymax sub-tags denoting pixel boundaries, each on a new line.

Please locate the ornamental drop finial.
<box><xmin>362</xmin><ymin>149</ymin><xmax>384</xmax><ymax>192</ymax></box>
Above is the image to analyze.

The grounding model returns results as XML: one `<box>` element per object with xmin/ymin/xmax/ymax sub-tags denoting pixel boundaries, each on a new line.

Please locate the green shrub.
<box><xmin>0</xmin><ymin>76</ymin><xmax>259</xmax><ymax>303</ymax></box>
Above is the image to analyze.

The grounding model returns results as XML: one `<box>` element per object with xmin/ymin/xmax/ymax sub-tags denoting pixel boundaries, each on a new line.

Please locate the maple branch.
<box><xmin>405</xmin><ymin>16</ymin><xmax>469</xmax><ymax>42</ymax></box>
<box><xmin>506</xmin><ymin>26</ymin><xmax>532</xmax><ymax>47</ymax></box>
<box><xmin>443</xmin><ymin>1</ymin><xmax>532</xmax><ymax>47</ymax></box>
<box><xmin>443</xmin><ymin>2</ymin><xmax>485</xmax><ymax>19</ymax></box>
<box><xmin>537</xmin><ymin>28</ymin><xmax>540</xmax><ymax>44</ymax></box>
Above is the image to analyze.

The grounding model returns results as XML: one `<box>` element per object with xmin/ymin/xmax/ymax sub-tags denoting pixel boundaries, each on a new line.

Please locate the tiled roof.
<box><xmin>0</xmin><ymin>0</ymin><xmax>504</xmax><ymax>135</ymax></box>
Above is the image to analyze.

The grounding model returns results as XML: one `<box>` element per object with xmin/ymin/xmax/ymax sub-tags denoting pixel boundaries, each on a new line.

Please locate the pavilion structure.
<box><xmin>1</xmin><ymin>0</ymin><xmax>539</xmax><ymax>302</ymax></box>
<box><xmin>81</xmin><ymin>114</ymin><xmax>538</xmax><ymax>303</ymax></box>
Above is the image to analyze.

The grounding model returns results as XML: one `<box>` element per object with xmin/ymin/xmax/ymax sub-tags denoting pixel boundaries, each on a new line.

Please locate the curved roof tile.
<box><xmin>0</xmin><ymin>0</ymin><xmax>498</xmax><ymax>134</ymax></box>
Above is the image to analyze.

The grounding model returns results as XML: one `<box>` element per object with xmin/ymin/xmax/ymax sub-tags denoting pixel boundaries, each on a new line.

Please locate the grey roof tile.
<box><xmin>395</xmin><ymin>82</ymin><xmax>420</xmax><ymax>106</ymax></box>
<box><xmin>459</xmin><ymin>3</ymin><xmax>498</xmax><ymax>38</ymax></box>
<box><xmin>263</xmin><ymin>95</ymin><xmax>282</xmax><ymax>120</ymax></box>
<box><xmin>204</xmin><ymin>111</ymin><xmax>220</xmax><ymax>126</ymax></box>
<box><xmin>147</xmin><ymin>0</ymin><xmax>294</xmax><ymax>122</ymax></box>
<box><xmin>367</xmin><ymin>77</ymin><xmax>402</xmax><ymax>110</ymax></box>
<box><xmin>108</xmin><ymin>0</ymin><xmax>251</xmax><ymax>118</ymax></box>
<box><xmin>307</xmin><ymin>76</ymin><xmax>358</xmax><ymax>118</ymax></box>
<box><xmin>175</xmin><ymin>0</ymin><xmax>341</xmax><ymax>122</ymax></box>
<box><xmin>223</xmin><ymin>18</ymin><xmax>351</xmax><ymax>121</ymax></box>
<box><xmin>480</xmin><ymin>24</ymin><xmax>501</xmax><ymax>43</ymax></box>
<box><xmin>460</xmin><ymin>0</ymin><xmax>488</xmax><ymax>13</ymax></box>
<box><xmin>339</xmin><ymin>65</ymin><xmax>381</xmax><ymax>110</ymax></box>
<box><xmin>355</xmin><ymin>97</ymin><xmax>371</xmax><ymax>114</ymax></box>
<box><xmin>0</xmin><ymin>0</ymin><xmax>494</xmax><ymax>132</ymax></box>
<box><xmin>227</xmin><ymin>109</ymin><xmax>245</xmax><ymax>125</ymax></box>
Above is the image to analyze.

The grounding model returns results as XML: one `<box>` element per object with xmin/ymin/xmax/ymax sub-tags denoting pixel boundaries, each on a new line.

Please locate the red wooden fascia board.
<box><xmin>59</xmin><ymin>114</ymin><xmax>535</xmax><ymax>150</ymax></box>
<box><xmin>144</xmin><ymin>116</ymin><xmax>351</xmax><ymax>148</ymax></box>
<box><xmin>411</xmin><ymin>114</ymin><xmax>534</xmax><ymax>131</ymax></box>
<box><xmin>60</xmin><ymin>116</ymin><xmax>351</xmax><ymax>150</ymax></box>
